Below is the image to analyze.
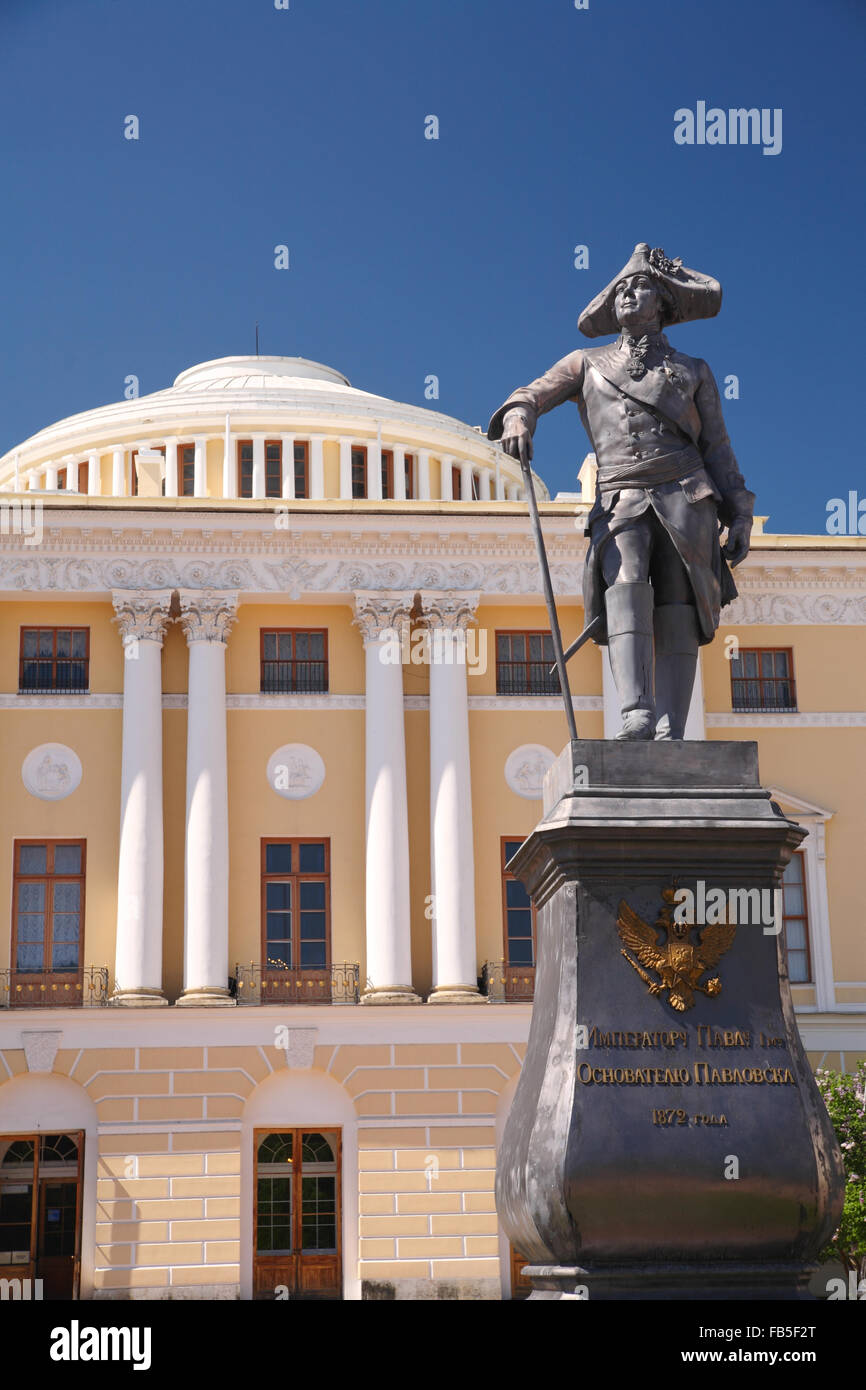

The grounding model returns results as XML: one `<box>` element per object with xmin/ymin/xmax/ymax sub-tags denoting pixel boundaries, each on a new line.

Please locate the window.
<box><xmin>253</xmin><ymin>1128</ymin><xmax>341</xmax><ymax>1299</ymax></box>
<box><xmin>238</xmin><ymin>441</ymin><xmax>254</xmax><ymax>497</ymax></box>
<box><xmin>782</xmin><ymin>852</ymin><xmax>811</xmax><ymax>983</ymax></box>
<box><xmin>294</xmin><ymin>442</ymin><xmax>309</xmax><ymax>499</ymax></box>
<box><xmin>730</xmin><ymin>648</ymin><xmax>796</xmax><ymax>711</ymax></box>
<box><xmin>11</xmin><ymin>842</ymin><xmax>85</xmax><ymax>1006</ymax></box>
<box><xmin>377</xmin><ymin>450</ymin><xmax>414</xmax><ymax>499</ymax></box>
<box><xmin>261</xmin><ymin>840</ymin><xmax>330</xmax><ymax>1001</ymax></box>
<box><xmin>381</xmin><ymin>449</ymin><xmax>394</xmax><ymax>499</ymax></box>
<box><xmin>260</xmin><ymin>629</ymin><xmax>328</xmax><ymax>693</ymax></box>
<box><xmin>351</xmin><ymin>447</ymin><xmax>367</xmax><ymax>499</ymax></box>
<box><xmin>471</xmin><ymin>470</ymin><xmax>480</xmax><ymax>500</ymax></box>
<box><xmin>56</xmin><ymin>464</ymin><xmax>88</xmax><ymax>493</ymax></box>
<box><xmin>265</xmin><ymin>441</ymin><xmax>281</xmax><ymax>497</ymax></box>
<box><xmin>0</xmin><ymin>1131</ymin><xmax>83</xmax><ymax>1300</ymax></box>
<box><xmin>451</xmin><ymin>464</ymin><xmax>462</xmax><ymax>500</ymax></box>
<box><xmin>237</xmin><ymin>440</ymin><xmax>282</xmax><ymax>499</ymax></box>
<box><xmin>19</xmin><ymin>628</ymin><xmax>89</xmax><ymax>694</ymax></box>
<box><xmin>501</xmin><ymin>839</ymin><xmax>535</xmax><ymax>1000</ymax></box>
<box><xmin>496</xmin><ymin>631</ymin><xmax>560</xmax><ymax>696</ymax></box>
<box><xmin>178</xmin><ymin>443</ymin><xmax>195</xmax><ymax>496</ymax></box>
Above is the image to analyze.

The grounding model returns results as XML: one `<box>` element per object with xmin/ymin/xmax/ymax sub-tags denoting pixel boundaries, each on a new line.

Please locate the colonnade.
<box><xmin>21</xmin><ymin>434</ymin><xmax>526</xmax><ymax>501</ymax></box>
<box><xmin>110</xmin><ymin>586</ymin><xmax>486</xmax><ymax>1007</ymax></box>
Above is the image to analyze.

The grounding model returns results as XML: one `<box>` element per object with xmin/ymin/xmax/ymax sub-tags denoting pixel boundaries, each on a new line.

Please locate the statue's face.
<box><xmin>614</xmin><ymin>273</ymin><xmax>662</xmax><ymax>331</ymax></box>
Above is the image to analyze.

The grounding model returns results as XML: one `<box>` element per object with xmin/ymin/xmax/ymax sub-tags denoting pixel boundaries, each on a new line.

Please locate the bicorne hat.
<box><xmin>577</xmin><ymin>243</ymin><xmax>722</xmax><ymax>339</ymax></box>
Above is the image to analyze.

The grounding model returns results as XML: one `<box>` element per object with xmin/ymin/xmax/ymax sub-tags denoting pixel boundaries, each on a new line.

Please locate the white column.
<box><xmin>506</xmin><ymin>482</ymin><xmax>520</xmax><ymax>501</ymax></box>
<box><xmin>27</xmin><ymin>470</ymin><xmax>40</xmax><ymax>492</ymax></box>
<box><xmin>392</xmin><ymin>445</ymin><xmax>406</xmax><ymax>501</ymax></box>
<box><xmin>367</xmin><ymin>436</ymin><xmax>382</xmax><ymax>500</ymax></box>
<box><xmin>252</xmin><ymin>435</ymin><xmax>266</xmax><ymax>499</ymax></box>
<box><xmin>417</xmin><ymin>449</ymin><xmax>431</xmax><ymax>500</ymax></box>
<box><xmin>111</xmin><ymin>446</ymin><xmax>125</xmax><ymax>496</ymax></box>
<box><xmin>439</xmin><ymin>456</ymin><xmax>454</xmax><ymax>501</ymax></box>
<box><xmin>44</xmin><ymin>462</ymin><xmax>58</xmax><ymax>490</ymax></box>
<box><xmin>310</xmin><ymin>436</ymin><xmax>325</xmax><ymax>498</ymax></box>
<box><xmin>194</xmin><ymin>436</ymin><xmax>208</xmax><ymax>497</ymax></box>
<box><xmin>281</xmin><ymin>434</ymin><xmax>295</xmax><ymax>499</ymax></box>
<box><xmin>479</xmin><ymin>467</ymin><xmax>493</xmax><ymax>500</ymax></box>
<box><xmin>353</xmin><ymin>593</ymin><xmax>421</xmax><ymax>1005</ymax></box>
<box><xmin>177</xmin><ymin>590</ymin><xmax>239</xmax><ymax>1006</ymax></box>
<box><xmin>63</xmin><ymin>456</ymin><xmax>79</xmax><ymax>493</ymax></box>
<box><xmin>339</xmin><ymin>438</ymin><xmax>353</xmax><ymax>498</ymax></box>
<box><xmin>494</xmin><ymin>460</ymin><xmax>505</xmax><ymax>500</ymax></box>
<box><xmin>111</xmin><ymin>591</ymin><xmax>174</xmax><ymax>1006</ymax></box>
<box><xmin>460</xmin><ymin>461</ymin><xmax>473</xmax><ymax>501</ymax></box>
<box><xmin>223</xmin><ymin>417</ymin><xmax>236</xmax><ymax>499</ymax></box>
<box><xmin>422</xmin><ymin>591</ymin><xmax>485</xmax><ymax>1003</ymax></box>
<box><xmin>163</xmin><ymin>438</ymin><xmax>178</xmax><ymax>498</ymax></box>
<box><xmin>87</xmin><ymin>453</ymin><xmax>100</xmax><ymax>495</ymax></box>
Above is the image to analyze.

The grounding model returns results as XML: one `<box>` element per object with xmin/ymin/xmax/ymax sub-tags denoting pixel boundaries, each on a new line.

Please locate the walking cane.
<box><xmin>516</xmin><ymin>452</ymin><xmax>580</xmax><ymax>744</ymax></box>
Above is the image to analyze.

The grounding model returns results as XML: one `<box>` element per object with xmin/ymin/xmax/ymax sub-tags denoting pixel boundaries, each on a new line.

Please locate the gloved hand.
<box><xmin>723</xmin><ymin>515</ymin><xmax>752</xmax><ymax>567</ymax></box>
<box><xmin>500</xmin><ymin>408</ymin><xmax>534</xmax><ymax>469</ymax></box>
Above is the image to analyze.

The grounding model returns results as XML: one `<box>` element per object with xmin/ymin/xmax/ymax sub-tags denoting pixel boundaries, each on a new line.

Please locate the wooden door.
<box><xmin>0</xmin><ymin>1132</ymin><xmax>82</xmax><ymax>1300</ymax></box>
<box><xmin>254</xmin><ymin>1128</ymin><xmax>341</xmax><ymax>1300</ymax></box>
<box><xmin>37</xmin><ymin>1180</ymin><xmax>78</xmax><ymax>1299</ymax></box>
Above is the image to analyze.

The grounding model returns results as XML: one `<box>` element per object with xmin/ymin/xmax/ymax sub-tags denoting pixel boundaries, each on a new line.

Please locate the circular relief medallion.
<box><xmin>266</xmin><ymin>744</ymin><xmax>326</xmax><ymax>800</ymax></box>
<box><xmin>22</xmin><ymin>743</ymin><xmax>83</xmax><ymax>801</ymax></box>
<box><xmin>504</xmin><ymin>744</ymin><xmax>556</xmax><ymax>800</ymax></box>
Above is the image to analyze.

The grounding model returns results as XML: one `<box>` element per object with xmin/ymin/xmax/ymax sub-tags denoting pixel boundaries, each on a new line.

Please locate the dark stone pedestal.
<box><xmin>497</xmin><ymin>741</ymin><xmax>845</xmax><ymax>1301</ymax></box>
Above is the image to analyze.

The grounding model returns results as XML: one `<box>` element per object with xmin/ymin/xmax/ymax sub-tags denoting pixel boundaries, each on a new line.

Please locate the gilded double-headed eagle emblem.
<box><xmin>616</xmin><ymin>887</ymin><xmax>736</xmax><ymax>1013</ymax></box>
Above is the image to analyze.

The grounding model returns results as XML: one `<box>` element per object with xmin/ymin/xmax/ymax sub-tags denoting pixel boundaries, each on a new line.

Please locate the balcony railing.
<box><xmin>232</xmin><ymin>962</ymin><xmax>360</xmax><ymax>1005</ymax></box>
<box><xmin>481</xmin><ymin>960</ymin><xmax>536</xmax><ymax>1003</ymax></box>
<box><xmin>0</xmin><ymin>967</ymin><xmax>110</xmax><ymax>1009</ymax></box>
<box><xmin>495</xmin><ymin>664</ymin><xmax>561</xmax><ymax>697</ymax></box>
<box><xmin>731</xmin><ymin>680</ymin><xmax>797</xmax><ymax>712</ymax></box>
<box><xmin>18</xmin><ymin>659</ymin><xmax>89</xmax><ymax>694</ymax></box>
<box><xmin>260</xmin><ymin>661</ymin><xmax>328</xmax><ymax>694</ymax></box>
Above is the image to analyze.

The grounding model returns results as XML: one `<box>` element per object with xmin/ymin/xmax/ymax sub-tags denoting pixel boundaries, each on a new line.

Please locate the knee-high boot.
<box><xmin>604</xmin><ymin>582</ymin><xmax>656</xmax><ymax>741</ymax></box>
<box><xmin>653</xmin><ymin>603</ymin><xmax>699</xmax><ymax>740</ymax></box>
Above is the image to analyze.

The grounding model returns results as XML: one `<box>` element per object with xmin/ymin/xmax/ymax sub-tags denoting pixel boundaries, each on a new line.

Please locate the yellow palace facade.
<box><xmin>0</xmin><ymin>355</ymin><xmax>863</xmax><ymax>1300</ymax></box>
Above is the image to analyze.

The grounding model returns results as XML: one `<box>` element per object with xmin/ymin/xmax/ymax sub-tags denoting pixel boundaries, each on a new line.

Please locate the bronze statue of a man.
<box><xmin>488</xmin><ymin>242</ymin><xmax>754</xmax><ymax>740</ymax></box>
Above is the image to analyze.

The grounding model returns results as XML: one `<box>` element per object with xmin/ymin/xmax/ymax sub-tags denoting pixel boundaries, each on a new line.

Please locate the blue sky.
<box><xmin>0</xmin><ymin>0</ymin><xmax>863</xmax><ymax>534</ymax></box>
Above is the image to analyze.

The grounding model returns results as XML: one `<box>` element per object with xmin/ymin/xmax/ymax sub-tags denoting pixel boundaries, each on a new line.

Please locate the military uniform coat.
<box><xmin>488</xmin><ymin>333</ymin><xmax>755</xmax><ymax>646</ymax></box>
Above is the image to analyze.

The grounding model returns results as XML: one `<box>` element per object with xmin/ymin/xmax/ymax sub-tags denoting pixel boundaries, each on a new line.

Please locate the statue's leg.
<box><xmin>649</xmin><ymin>522</ymin><xmax>699</xmax><ymax>740</ymax></box>
<box><xmin>599</xmin><ymin>517</ymin><xmax>655</xmax><ymax>740</ymax></box>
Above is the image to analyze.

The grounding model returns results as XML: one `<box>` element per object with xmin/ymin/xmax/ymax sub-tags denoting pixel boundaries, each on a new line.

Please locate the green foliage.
<box><xmin>815</xmin><ymin>1061</ymin><xmax>866</xmax><ymax>1277</ymax></box>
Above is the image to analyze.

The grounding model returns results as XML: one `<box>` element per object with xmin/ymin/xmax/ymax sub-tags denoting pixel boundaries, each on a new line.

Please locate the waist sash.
<box><xmin>597</xmin><ymin>445</ymin><xmax>703</xmax><ymax>492</ymax></box>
